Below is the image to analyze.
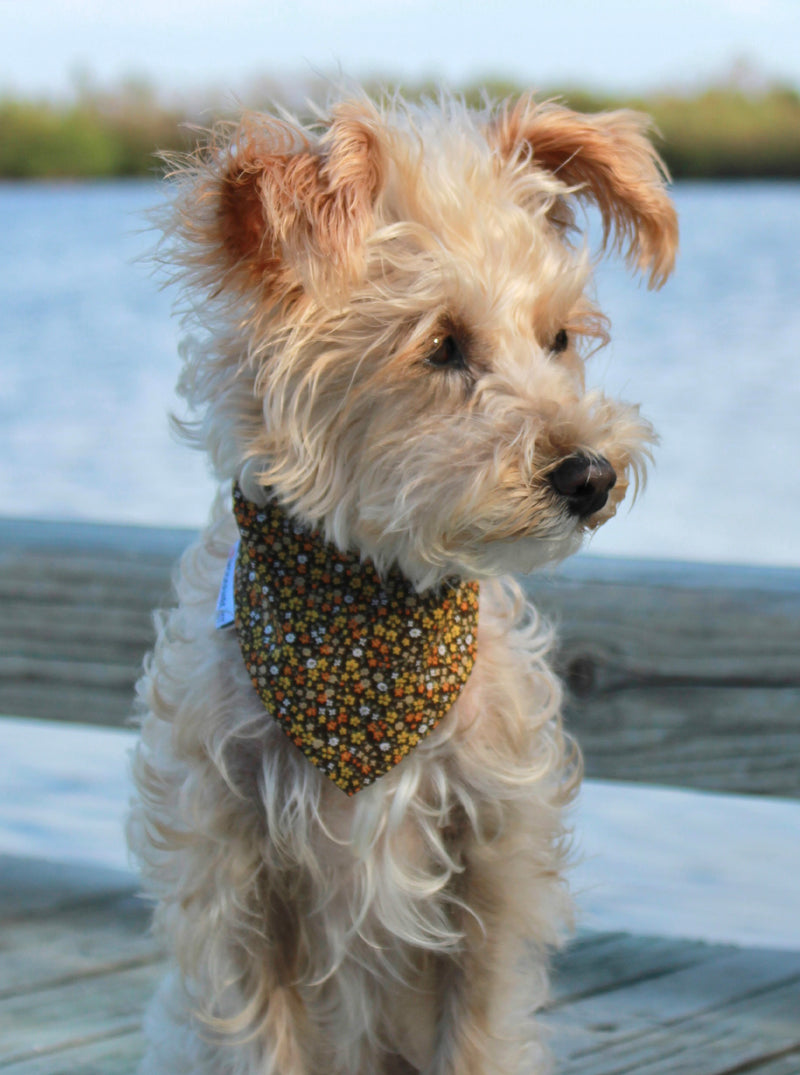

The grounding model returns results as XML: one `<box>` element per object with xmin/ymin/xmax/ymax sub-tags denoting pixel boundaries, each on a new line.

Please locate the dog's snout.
<box><xmin>549</xmin><ymin>453</ymin><xmax>617</xmax><ymax>518</ymax></box>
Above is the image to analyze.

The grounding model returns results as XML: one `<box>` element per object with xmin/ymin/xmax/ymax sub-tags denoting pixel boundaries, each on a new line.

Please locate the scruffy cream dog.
<box><xmin>129</xmin><ymin>90</ymin><xmax>676</xmax><ymax>1074</ymax></box>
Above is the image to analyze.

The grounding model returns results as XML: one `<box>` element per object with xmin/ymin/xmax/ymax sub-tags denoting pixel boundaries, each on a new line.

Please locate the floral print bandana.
<box><xmin>230</xmin><ymin>484</ymin><xmax>479</xmax><ymax>795</ymax></box>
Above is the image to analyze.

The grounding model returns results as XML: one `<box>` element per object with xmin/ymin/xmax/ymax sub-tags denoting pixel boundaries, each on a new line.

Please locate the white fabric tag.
<box><xmin>215</xmin><ymin>540</ymin><xmax>240</xmax><ymax>629</ymax></box>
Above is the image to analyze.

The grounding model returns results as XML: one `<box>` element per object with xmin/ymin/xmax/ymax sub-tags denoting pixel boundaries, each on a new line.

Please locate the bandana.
<box><xmin>228</xmin><ymin>484</ymin><xmax>479</xmax><ymax>795</ymax></box>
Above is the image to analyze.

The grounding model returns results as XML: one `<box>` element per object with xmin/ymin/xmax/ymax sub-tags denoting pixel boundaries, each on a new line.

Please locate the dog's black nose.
<box><xmin>549</xmin><ymin>453</ymin><xmax>617</xmax><ymax>518</ymax></box>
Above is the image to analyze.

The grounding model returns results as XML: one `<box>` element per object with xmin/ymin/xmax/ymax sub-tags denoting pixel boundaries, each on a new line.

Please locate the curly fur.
<box><xmin>128</xmin><ymin>89</ymin><xmax>676</xmax><ymax>1074</ymax></box>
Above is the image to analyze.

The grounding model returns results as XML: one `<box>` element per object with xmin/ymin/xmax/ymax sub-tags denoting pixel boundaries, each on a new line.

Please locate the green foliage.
<box><xmin>462</xmin><ymin>80</ymin><xmax>800</xmax><ymax>180</ymax></box>
<box><xmin>649</xmin><ymin>87</ymin><xmax>800</xmax><ymax>178</ymax></box>
<box><xmin>2</xmin><ymin>77</ymin><xmax>800</xmax><ymax>180</ymax></box>
<box><xmin>0</xmin><ymin>90</ymin><xmax>188</xmax><ymax>179</ymax></box>
<box><xmin>0</xmin><ymin>100</ymin><xmax>114</xmax><ymax>178</ymax></box>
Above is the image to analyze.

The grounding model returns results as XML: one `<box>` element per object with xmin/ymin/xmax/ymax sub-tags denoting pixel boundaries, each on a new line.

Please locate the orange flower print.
<box><xmin>231</xmin><ymin>485</ymin><xmax>479</xmax><ymax>795</ymax></box>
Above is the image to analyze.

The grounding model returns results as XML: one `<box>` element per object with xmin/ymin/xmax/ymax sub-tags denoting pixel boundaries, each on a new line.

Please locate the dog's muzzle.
<box><xmin>549</xmin><ymin>453</ymin><xmax>617</xmax><ymax>518</ymax></box>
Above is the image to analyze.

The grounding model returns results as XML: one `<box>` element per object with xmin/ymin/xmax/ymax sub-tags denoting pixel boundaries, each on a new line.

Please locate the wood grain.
<box><xmin>525</xmin><ymin>560</ymin><xmax>800</xmax><ymax>797</ymax></box>
<box><xmin>2</xmin><ymin>854</ymin><xmax>798</xmax><ymax>1075</ymax></box>
<box><xmin>0</xmin><ymin>1032</ymin><xmax>145</xmax><ymax>1075</ymax></box>
<box><xmin>2</xmin><ymin>517</ymin><xmax>798</xmax><ymax>796</ymax></box>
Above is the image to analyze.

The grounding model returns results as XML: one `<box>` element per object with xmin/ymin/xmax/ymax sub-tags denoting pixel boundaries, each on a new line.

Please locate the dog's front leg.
<box><xmin>426</xmin><ymin>851</ymin><xmax>550</xmax><ymax>1075</ymax></box>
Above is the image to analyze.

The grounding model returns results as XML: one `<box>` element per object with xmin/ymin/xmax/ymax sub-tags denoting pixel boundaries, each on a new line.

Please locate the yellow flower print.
<box><xmin>231</xmin><ymin>484</ymin><xmax>479</xmax><ymax>796</ymax></box>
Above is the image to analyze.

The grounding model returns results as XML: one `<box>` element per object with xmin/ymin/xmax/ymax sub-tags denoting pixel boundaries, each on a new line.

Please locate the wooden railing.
<box><xmin>530</xmin><ymin>556</ymin><xmax>800</xmax><ymax>799</ymax></box>
<box><xmin>2</xmin><ymin>515</ymin><xmax>798</xmax><ymax>798</ymax></box>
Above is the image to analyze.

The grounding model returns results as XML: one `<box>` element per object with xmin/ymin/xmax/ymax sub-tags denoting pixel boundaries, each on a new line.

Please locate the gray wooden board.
<box><xmin>2</xmin><ymin>516</ymin><xmax>799</xmax><ymax>794</ymax></box>
<box><xmin>2</xmin><ymin>855</ymin><xmax>799</xmax><ymax>1074</ymax></box>
<box><xmin>0</xmin><ymin>963</ymin><xmax>160</xmax><ymax>1065</ymax></box>
<box><xmin>550</xmin><ymin>945</ymin><xmax>800</xmax><ymax>1074</ymax></box>
<box><xmin>0</xmin><ymin>1031</ymin><xmax>145</xmax><ymax>1075</ymax></box>
<box><xmin>524</xmin><ymin>566</ymin><xmax>800</xmax><ymax>798</ymax></box>
<box><xmin>0</xmin><ymin>856</ymin><xmax>161</xmax><ymax>1069</ymax></box>
<box><xmin>0</xmin><ymin>532</ymin><xmax>179</xmax><ymax>724</ymax></box>
<box><xmin>739</xmin><ymin>1054</ymin><xmax>800</xmax><ymax>1075</ymax></box>
<box><xmin>0</xmin><ymin>856</ymin><xmax>140</xmax><ymax>918</ymax></box>
<box><xmin>550</xmin><ymin>931</ymin><xmax>727</xmax><ymax>1006</ymax></box>
<box><xmin>1</xmin><ymin>893</ymin><xmax>160</xmax><ymax>999</ymax></box>
<box><xmin>0</xmin><ymin>856</ymin><xmax>157</xmax><ymax>1070</ymax></box>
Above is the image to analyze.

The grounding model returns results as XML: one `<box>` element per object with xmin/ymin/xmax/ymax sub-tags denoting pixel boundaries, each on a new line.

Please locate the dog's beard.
<box><xmin>476</xmin><ymin>525</ymin><xmax>585</xmax><ymax>577</ymax></box>
<box><xmin>351</xmin><ymin>497</ymin><xmax>589</xmax><ymax>587</ymax></box>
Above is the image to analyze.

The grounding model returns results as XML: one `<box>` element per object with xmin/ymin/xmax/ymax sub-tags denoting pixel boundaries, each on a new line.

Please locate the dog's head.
<box><xmin>165</xmin><ymin>92</ymin><xmax>676</xmax><ymax>588</ymax></box>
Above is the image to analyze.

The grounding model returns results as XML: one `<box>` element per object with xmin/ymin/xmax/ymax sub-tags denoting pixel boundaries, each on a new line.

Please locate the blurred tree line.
<box><xmin>2</xmin><ymin>72</ymin><xmax>799</xmax><ymax>180</ymax></box>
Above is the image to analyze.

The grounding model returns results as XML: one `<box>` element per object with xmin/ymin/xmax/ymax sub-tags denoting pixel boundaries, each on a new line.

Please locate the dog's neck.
<box><xmin>230</xmin><ymin>484</ymin><xmax>480</xmax><ymax>795</ymax></box>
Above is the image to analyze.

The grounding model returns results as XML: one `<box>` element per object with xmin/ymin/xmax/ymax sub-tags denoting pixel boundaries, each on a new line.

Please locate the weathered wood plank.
<box><xmin>0</xmin><ymin>856</ymin><xmax>164</xmax><ymax>1003</ymax></box>
<box><xmin>558</xmin><ymin>978</ymin><xmax>800</xmax><ymax>1074</ymax></box>
<box><xmin>0</xmin><ymin>895</ymin><xmax>161</xmax><ymax>999</ymax></box>
<box><xmin>2</xmin><ymin>517</ymin><xmax>799</xmax><ymax>796</ymax></box>
<box><xmin>526</xmin><ymin>559</ymin><xmax>800</xmax><ymax>797</ymax></box>
<box><xmin>740</xmin><ymin>1053</ymin><xmax>800</xmax><ymax>1074</ymax></box>
<box><xmin>556</xmin><ymin>686</ymin><xmax>800</xmax><ymax>795</ymax></box>
<box><xmin>0</xmin><ymin>1030</ymin><xmax>144</xmax><ymax>1075</ymax></box>
<box><xmin>529</xmin><ymin>561</ymin><xmax>800</xmax><ymax>687</ymax></box>
<box><xmin>550</xmin><ymin>944</ymin><xmax>800</xmax><ymax>1074</ymax></box>
<box><xmin>2</xmin><ymin>849</ymin><xmax>798</xmax><ymax>1075</ymax></box>
<box><xmin>0</xmin><ymin>962</ymin><xmax>160</xmax><ymax>1065</ymax></box>
<box><xmin>0</xmin><ymin>856</ymin><xmax>156</xmax><ymax>1072</ymax></box>
<box><xmin>0</xmin><ymin>682</ymin><xmax>135</xmax><ymax>726</ymax></box>
<box><xmin>0</xmin><ymin>518</ymin><xmax>186</xmax><ymax>725</ymax></box>
<box><xmin>0</xmin><ymin>517</ymin><xmax>191</xmax><ymax>558</ymax></box>
<box><xmin>0</xmin><ymin>856</ymin><xmax>140</xmax><ymax>919</ymax></box>
<box><xmin>556</xmin><ymin>942</ymin><xmax>800</xmax><ymax>1031</ymax></box>
<box><xmin>550</xmin><ymin>931</ymin><xmax>728</xmax><ymax>1006</ymax></box>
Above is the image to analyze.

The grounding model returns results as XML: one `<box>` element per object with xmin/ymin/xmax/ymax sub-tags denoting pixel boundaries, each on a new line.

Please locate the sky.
<box><xmin>3</xmin><ymin>0</ymin><xmax>799</xmax><ymax>101</ymax></box>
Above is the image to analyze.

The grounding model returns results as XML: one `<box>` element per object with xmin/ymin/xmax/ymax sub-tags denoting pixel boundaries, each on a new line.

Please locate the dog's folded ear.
<box><xmin>490</xmin><ymin>98</ymin><xmax>678</xmax><ymax>288</ymax></box>
<box><xmin>197</xmin><ymin>103</ymin><xmax>385</xmax><ymax>297</ymax></box>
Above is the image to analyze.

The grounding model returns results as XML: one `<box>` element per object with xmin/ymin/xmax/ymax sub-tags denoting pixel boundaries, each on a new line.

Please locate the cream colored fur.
<box><xmin>129</xmin><ymin>90</ymin><xmax>676</xmax><ymax>1074</ymax></box>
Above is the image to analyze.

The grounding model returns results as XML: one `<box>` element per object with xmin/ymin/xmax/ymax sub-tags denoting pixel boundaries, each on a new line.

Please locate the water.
<box><xmin>1</xmin><ymin>179</ymin><xmax>799</xmax><ymax>566</ymax></box>
<box><xmin>0</xmin><ymin>181</ymin><xmax>204</xmax><ymax>528</ymax></box>
<box><xmin>2</xmin><ymin>180</ymin><xmax>799</xmax><ymax>947</ymax></box>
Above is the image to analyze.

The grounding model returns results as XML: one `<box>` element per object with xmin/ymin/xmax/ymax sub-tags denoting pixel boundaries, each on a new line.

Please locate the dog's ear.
<box><xmin>213</xmin><ymin>102</ymin><xmax>385</xmax><ymax>295</ymax></box>
<box><xmin>490</xmin><ymin>98</ymin><xmax>678</xmax><ymax>288</ymax></box>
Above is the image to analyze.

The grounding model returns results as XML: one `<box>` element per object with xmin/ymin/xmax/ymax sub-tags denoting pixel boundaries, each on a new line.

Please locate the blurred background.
<box><xmin>2</xmin><ymin>0</ymin><xmax>799</xmax><ymax>562</ymax></box>
<box><xmin>1</xmin><ymin>0</ymin><xmax>798</xmax><ymax>948</ymax></box>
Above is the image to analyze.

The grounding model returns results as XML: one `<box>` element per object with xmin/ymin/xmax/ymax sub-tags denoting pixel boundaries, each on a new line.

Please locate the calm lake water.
<box><xmin>1</xmin><ymin>179</ymin><xmax>799</xmax><ymax>567</ymax></box>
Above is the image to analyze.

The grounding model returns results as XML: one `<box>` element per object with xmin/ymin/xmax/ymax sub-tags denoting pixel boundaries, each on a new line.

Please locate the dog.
<box><xmin>129</xmin><ymin>89</ymin><xmax>677</xmax><ymax>1074</ymax></box>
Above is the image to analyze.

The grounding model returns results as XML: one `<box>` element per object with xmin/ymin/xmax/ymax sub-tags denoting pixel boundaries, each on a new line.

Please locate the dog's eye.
<box><xmin>551</xmin><ymin>329</ymin><xmax>569</xmax><ymax>355</ymax></box>
<box><xmin>427</xmin><ymin>334</ymin><xmax>467</xmax><ymax>371</ymax></box>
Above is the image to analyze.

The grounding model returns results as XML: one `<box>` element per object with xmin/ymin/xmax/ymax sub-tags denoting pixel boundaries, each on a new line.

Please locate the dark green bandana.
<box><xmin>228</xmin><ymin>484</ymin><xmax>479</xmax><ymax>795</ymax></box>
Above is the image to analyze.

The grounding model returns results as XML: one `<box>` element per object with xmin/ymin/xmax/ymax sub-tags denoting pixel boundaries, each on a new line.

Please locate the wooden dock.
<box><xmin>2</xmin><ymin>854</ymin><xmax>799</xmax><ymax>1074</ymax></box>
<box><xmin>1</xmin><ymin>516</ymin><xmax>799</xmax><ymax>1072</ymax></box>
